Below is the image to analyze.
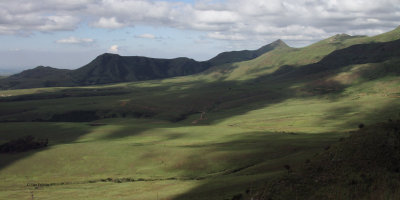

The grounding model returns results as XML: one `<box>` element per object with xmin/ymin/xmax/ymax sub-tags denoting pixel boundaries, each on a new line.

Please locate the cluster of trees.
<box><xmin>0</xmin><ymin>135</ymin><xmax>48</xmax><ymax>153</ymax></box>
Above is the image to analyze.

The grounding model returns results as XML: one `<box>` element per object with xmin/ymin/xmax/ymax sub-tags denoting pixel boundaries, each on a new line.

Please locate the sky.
<box><xmin>0</xmin><ymin>0</ymin><xmax>399</xmax><ymax>71</ymax></box>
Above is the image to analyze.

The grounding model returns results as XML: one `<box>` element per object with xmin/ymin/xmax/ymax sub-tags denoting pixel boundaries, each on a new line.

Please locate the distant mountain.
<box><xmin>208</xmin><ymin>39</ymin><xmax>289</xmax><ymax>66</ymax></box>
<box><xmin>2</xmin><ymin>26</ymin><xmax>399</xmax><ymax>90</ymax></box>
<box><xmin>0</xmin><ymin>68</ymin><xmax>24</xmax><ymax>76</ymax></box>
<box><xmin>0</xmin><ymin>66</ymin><xmax>73</xmax><ymax>89</ymax></box>
<box><xmin>0</xmin><ymin>40</ymin><xmax>286</xmax><ymax>89</ymax></box>
<box><xmin>70</xmin><ymin>54</ymin><xmax>210</xmax><ymax>85</ymax></box>
<box><xmin>0</xmin><ymin>55</ymin><xmax>212</xmax><ymax>89</ymax></box>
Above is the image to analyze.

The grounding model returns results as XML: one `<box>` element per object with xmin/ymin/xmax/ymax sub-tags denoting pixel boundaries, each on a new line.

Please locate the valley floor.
<box><xmin>1</xmin><ymin>89</ymin><xmax>399</xmax><ymax>199</ymax></box>
<box><xmin>0</xmin><ymin>116</ymin><xmax>345</xmax><ymax>200</ymax></box>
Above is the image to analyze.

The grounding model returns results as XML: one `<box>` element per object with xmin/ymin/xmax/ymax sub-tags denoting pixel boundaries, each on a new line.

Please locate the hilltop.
<box><xmin>0</xmin><ymin>66</ymin><xmax>73</xmax><ymax>89</ymax></box>
<box><xmin>208</xmin><ymin>39</ymin><xmax>289</xmax><ymax>66</ymax></box>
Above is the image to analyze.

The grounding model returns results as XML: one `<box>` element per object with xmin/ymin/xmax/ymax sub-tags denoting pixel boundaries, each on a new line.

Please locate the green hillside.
<box><xmin>0</xmin><ymin>27</ymin><xmax>399</xmax><ymax>200</ymax></box>
<box><xmin>214</xmin><ymin>26</ymin><xmax>400</xmax><ymax>81</ymax></box>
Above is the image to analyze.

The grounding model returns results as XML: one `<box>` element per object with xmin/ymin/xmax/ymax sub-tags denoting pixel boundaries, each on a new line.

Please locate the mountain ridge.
<box><xmin>208</xmin><ymin>39</ymin><xmax>289</xmax><ymax>66</ymax></box>
<box><xmin>1</xmin><ymin>26</ymin><xmax>400</xmax><ymax>90</ymax></box>
<box><xmin>70</xmin><ymin>54</ymin><xmax>210</xmax><ymax>85</ymax></box>
<box><xmin>0</xmin><ymin>39</ymin><xmax>287</xmax><ymax>89</ymax></box>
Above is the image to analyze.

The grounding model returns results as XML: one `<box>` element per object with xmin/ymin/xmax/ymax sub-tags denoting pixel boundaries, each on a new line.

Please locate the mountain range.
<box><xmin>3</xmin><ymin>25</ymin><xmax>399</xmax><ymax>90</ymax></box>
<box><xmin>0</xmin><ymin>39</ymin><xmax>287</xmax><ymax>89</ymax></box>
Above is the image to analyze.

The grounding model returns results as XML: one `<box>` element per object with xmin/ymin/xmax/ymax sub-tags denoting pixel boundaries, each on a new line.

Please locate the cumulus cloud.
<box><xmin>0</xmin><ymin>0</ymin><xmax>84</xmax><ymax>34</ymax></box>
<box><xmin>92</xmin><ymin>17</ymin><xmax>125</xmax><ymax>29</ymax></box>
<box><xmin>0</xmin><ymin>0</ymin><xmax>399</xmax><ymax>44</ymax></box>
<box><xmin>108</xmin><ymin>45</ymin><xmax>119</xmax><ymax>53</ymax></box>
<box><xmin>56</xmin><ymin>36</ymin><xmax>94</xmax><ymax>44</ymax></box>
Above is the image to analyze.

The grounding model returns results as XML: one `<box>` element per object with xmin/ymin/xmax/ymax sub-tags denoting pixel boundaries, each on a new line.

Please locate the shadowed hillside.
<box><xmin>0</xmin><ymin>66</ymin><xmax>73</xmax><ymax>89</ymax></box>
<box><xmin>70</xmin><ymin>54</ymin><xmax>210</xmax><ymax>85</ymax></box>
<box><xmin>249</xmin><ymin>120</ymin><xmax>400</xmax><ymax>200</ymax></box>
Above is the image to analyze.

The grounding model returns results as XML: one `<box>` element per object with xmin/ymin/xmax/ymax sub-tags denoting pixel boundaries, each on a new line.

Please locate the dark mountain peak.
<box><xmin>208</xmin><ymin>39</ymin><xmax>290</xmax><ymax>66</ymax></box>
<box><xmin>95</xmin><ymin>53</ymin><xmax>122</xmax><ymax>60</ymax></box>
<box><xmin>172</xmin><ymin>57</ymin><xmax>192</xmax><ymax>60</ymax></box>
<box><xmin>0</xmin><ymin>65</ymin><xmax>72</xmax><ymax>89</ymax></box>
<box><xmin>19</xmin><ymin>66</ymin><xmax>69</xmax><ymax>75</ymax></box>
<box><xmin>70</xmin><ymin>53</ymin><xmax>210</xmax><ymax>86</ymax></box>
<box><xmin>99</xmin><ymin>53</ymin><xmax>120</xmax><ymax>57</ymax></box>
<box><xmin>170</xmin><ymin>57</ymin><xmax>197</xmax><ymax>63</ymax></box>
<box><xmin>33</xmin><ymin>65</ymin><xmax>57</xmax><ymax>70</ymax></box>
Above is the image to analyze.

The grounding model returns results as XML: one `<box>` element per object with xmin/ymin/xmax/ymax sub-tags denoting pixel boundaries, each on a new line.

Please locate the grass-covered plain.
<box><xmin>1</xmin><ymin>76</ymin><xmax>399</xmax><ymax>199</ymax></box>
<box><xmin>0</xmin><ymin>27</ymin><xmax>400</xmax><ymax>199</ymax></box>
<box><xmin>0</xmin><ymin>118</ymin><xmax>344</xmax><ymax>200</ymax></box>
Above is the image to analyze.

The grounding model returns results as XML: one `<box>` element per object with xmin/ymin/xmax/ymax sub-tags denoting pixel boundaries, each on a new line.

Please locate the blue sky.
<box><xmin>0</xmin><ymin>0</ymin><xmax>399</xmax><ymax>71</ymax></box>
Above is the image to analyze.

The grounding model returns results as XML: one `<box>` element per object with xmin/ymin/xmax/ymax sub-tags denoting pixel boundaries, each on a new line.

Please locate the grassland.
<box><xmin>0</xmin><ymin>27</ymin><xmax>400</xmax><ymax>199</ymax></box>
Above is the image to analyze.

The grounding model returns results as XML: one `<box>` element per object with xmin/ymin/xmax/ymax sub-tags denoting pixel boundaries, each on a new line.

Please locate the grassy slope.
<box><xmin>0</xmin><ymin>27</ymin><xmax>399</xmax><ymax>199</ymax></box>
<box><xmin>254</xmin><ymin>120</ymin><xmax>400</xmax><ymax>200</ymax></box>
<box><xmin>218</xmin><ymin>26</ymin><xmax>400</xmax><ymax>81</ymax></box>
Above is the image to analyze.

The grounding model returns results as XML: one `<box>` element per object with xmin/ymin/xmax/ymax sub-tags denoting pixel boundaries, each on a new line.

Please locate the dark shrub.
<box><xmin>284</xmin><ymin>164</ymin><xmax>292</xmax><ymax>173</ymax></box>
<box><xmin>231</xmin><ymin>194</ymin><xmax>243</xmax><ymax>200</ymax></box>
<box><xmin>0</xmin><ymin>135</ymin><xmax>48</xmax><ymax>153</ymax></box>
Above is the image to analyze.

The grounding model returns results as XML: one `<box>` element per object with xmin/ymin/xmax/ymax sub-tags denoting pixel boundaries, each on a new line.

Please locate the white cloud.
<box><xmin>207</xmin><ymin>32</ymin><xmax>246</xmax><ymax>40</ymax></box>
<box><xmin>108</xmin><ymin>45</ymin><xmax>119</xmax><ymax>53</ymax></box>
<box><xmin>56</xmin><ymin>36</ymin><xmax>94</xmax><ymax>44</ymax></box>
<box><xmin>92</xmin><ymin>17</ymin><xmax>125</xmax><ymax>29</ymax></box>
<box><xmin>0</xmin><ymin>0</ymin><xmax>399</xmax><ymax>45</ymax></box>
<box><xmin>193</xmin><ymin>10</ymin><xmax>240</xmax><ymax>24</ymax></box>
<box><xmin>136</xmin><ymin>33</ymin><xmax>156</xmax><ymax>39</ymax></box>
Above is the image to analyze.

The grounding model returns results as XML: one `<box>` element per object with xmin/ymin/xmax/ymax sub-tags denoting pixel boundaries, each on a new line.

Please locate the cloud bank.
<box><xmin>1</xmin><ymin>0</ymin><xmax>399</xmax><ymax>43</ymax></box>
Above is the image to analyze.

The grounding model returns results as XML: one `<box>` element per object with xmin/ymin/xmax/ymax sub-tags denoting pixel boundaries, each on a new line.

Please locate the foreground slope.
<box><xmin>252</xmin><ymin>120</ymin><xmax>400</xmax><ymax>200</ymax></box>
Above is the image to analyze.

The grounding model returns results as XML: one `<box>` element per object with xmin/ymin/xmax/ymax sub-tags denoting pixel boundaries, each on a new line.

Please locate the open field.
<box><xmin>0</xmin><ymin>118</ymin><xmax>344</xmax><ymax>200</ymax></box>
<box><xmin>1</xmin><ymin>75</ymin><xmax>399</xmax><ymax>199</ymax></box>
